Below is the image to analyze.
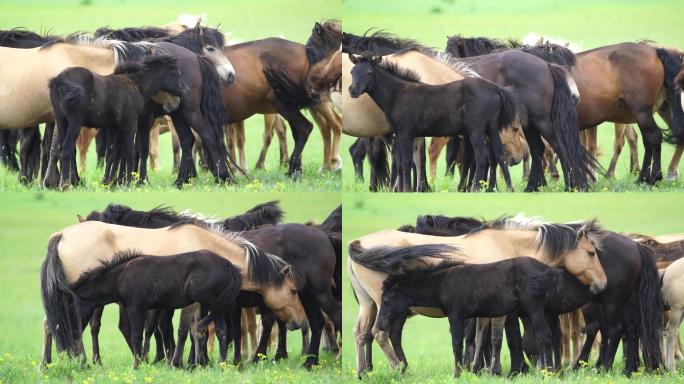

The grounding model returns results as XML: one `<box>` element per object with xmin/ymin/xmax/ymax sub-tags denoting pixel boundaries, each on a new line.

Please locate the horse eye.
<box><xmin>290</xmin><ymin>289</ymin><xmax>297</xmax><ymax>294</ymax></box>
<box><xmin>207</xmin><ymin>47</ymin><xmax>215</xmax><ymax>52</ymax></box>
<box><xmin>588</xmin><ymin>251</ymin><xmax>596</xmax><ymax>257</ymax></box>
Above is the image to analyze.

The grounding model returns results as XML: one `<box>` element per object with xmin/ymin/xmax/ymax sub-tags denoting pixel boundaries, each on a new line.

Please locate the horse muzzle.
<box><xmin>219</xmin><ymin>69</ymin><xmax>236</xmax><ymax>85</ymax></box>
<box><xmin>286</xmin><ymin>320</ymin><xmax>303</xmax><ymax>331</ymax></box>
<box><xmin>348</xmin><ymin>86</ymin><xmax>361</xmax><ymax>98</ymax></box>
<box><xmin>590</xmin><ymin>281</ymin><xmax>607</xmax><ymax>295</ymax></box>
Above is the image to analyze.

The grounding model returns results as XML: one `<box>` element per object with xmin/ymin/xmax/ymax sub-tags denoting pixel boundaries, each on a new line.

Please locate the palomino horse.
<box><xmin>662</xmin><ymin>257</ymin><xmax>684</xmax><ymax>371</ymax></box>
<box><xmin>40</xmin><ymin>220</ymin><xmax>306</xmax><ymax>363</ymax></box>
<box><xmin>347</xmin><ymin>217</ymin><xmax>607</xmax><ymax>376</ymax></box>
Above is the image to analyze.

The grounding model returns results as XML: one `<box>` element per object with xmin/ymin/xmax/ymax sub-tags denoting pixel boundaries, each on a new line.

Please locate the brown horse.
<box><xmin>40</xmin><ymin>220</ymin><xmax>306</xmax><ymax>362</ymax></box>
<box><xmin>347</xmin><ymin>217</ymin><xmax>607</xmax><ymax>374</ymax></box>
<box><xmin>221</xmin><ymin>21</ymin><xmax>341</xmax><ymax>178</ymax></box>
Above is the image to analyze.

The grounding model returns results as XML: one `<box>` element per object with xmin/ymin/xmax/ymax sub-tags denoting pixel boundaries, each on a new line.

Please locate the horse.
<box><xmin>49</xmin><ymin>55</ymin><xmax>188</xmax><ymax>188</ymax></box>
<box><xmin>40</xmin><ymin>220</ymin><xmax>306</xmax><ymax>365</ymax></box>
<box><xmin>412</xmin><ymin>213</ymin><xmax>664</xmax><ymax>374</ymax></box>
<box><xmin>628</xmin><ymin>232</ymin><xmax>684</xmax><ymax>269</ymax></box>
<box><xmin>348</xmin><ymin>54</ymin><xmax>518</xmax><ymax>192</ymax></box>
<box><xmin>69</xmin><ymin>250</ymin><xmax>242</xmax><ymax>368</ymax></box>
<box><xmin>375</xmin><ymin>255</ymin><xmax>594</xmax><ymax>375</ymax></box>
<box><xmin>347</xmin><ymin>217</ymin><xmax>607</xmax><ymax>376</ymax></box>
<box><xmin>93</xmin><ymin>24</ymin><xmax>237</xmax><ymax>186</ymax></box>
<box><xmin>661</xmin><ymin>257</ymin><xmax>684</xmax><ymax>370</ymax></box>
<box><xmin>79</xmin><ymin>203</ymin><xmax>340</xmax><ymax>369</ymax></box>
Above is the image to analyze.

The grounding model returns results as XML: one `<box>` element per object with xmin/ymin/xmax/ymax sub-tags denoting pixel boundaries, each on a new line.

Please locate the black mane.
<box><xmin>88</xmin><ymin>203</ymin><xmax>181</xmax><ymax>227</ymax></box>
<box><xmin>317</xmin><ymin>205</ymin><xmax>342</xmax><ymax>234</ymax></box>
<box><xmin>342</xmin><ymin>30</ymin><xmax>430</xmax><ymax>56</ymax></box>
<box><xmin>222</xmin><ymin>200</ymin><xmax>284</xmax><ymax>231</ymax></box>
<box><xmin>113</xmin><ymin>54</ymin><xmax>176</xmax><ymax>75</ymax></box>
<box><xmin>164</xmin><ymin>26</ymin><xmax>225</xmax><ymax>54</ymax></box>
<box><xmin>383</xmin><ymin>260</ymin><xmax>464</xmax><ymax>290</ymax></box>
<box><xmin>415</xmin><ymin>215</ymin><xmax>485</xmax><ymax>236</ymax></box>
<box><xmin>348</xmin><ymin>242</ymin><xmax>459</xmax><ymax>274</ymax></box>
<box><xmin>71</xmin><ymin>250</ymin><xmax>142</xmax><ymax>289</ymax></box>
<box><xmin>0</xmin><ymin>28</ymin><xmax>59</xmax><ymax>48</ymax></box>
<box><xmin>306</xmin><ymin>20</ymin><xmax>341</xmax><ymax>64</ymax></box>
<box><xmin>94</xmin><ymin>26</ymin><xmax>172</xmax><ymax>41</ymax></box>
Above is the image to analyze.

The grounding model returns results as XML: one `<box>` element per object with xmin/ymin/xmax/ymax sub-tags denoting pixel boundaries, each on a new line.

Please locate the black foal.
<box><xmin>376</xmin><ymin>254</ymin><xmax>592</xmax><ymax>377</ymax></box>
<box><xmin>71</xmin><ymin>250</ymin><xmax>241</xmax><ymax>368</ymax></box>
<box><xmin>348</xmin><ymin>54</ymin><xmax>518</xmax><ymax>192</ymax></box>
<box><xmin>49</xmin><ymin>55</ymin><xmax>187</xmax><ymax>188</ymax></box>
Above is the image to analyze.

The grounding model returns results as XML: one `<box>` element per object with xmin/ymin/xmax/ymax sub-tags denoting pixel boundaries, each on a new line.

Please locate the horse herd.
<box><xmin>0</xmin><ymin>18</ymin><xmax>342</xmax><ymax>189</ymax></box>
<box><xmin>40</xmin><ymin>201</ymin><xmax>342</xmax><ymax>369</ymax></box>
<box><xmin>347</xmin><ymin>214</ymin><xmax>684</xmax><ymax>377</ymax></box>
<box><xmin>343</xmin><ymin>31</ymin><xmax>684</xmax><ymax>192</ymax></box>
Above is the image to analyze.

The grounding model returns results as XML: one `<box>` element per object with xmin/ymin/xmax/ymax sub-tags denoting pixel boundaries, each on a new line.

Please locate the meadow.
<box><xmin>341</xmin><ymin>193</ymin><xmax>684</xmax><ymax>383</ymax></box>
<box><xmin>0</xmin><ymin>192</ymin><xmax>342</xmax><ymax>383</ymax></box>
<box><xmin>0</xmin><ymin>0</ymin><xmax>341</xmax><ymax>192</ymax></box>
<box><xmin>341</xmin><ymin>0</ymin><xmax>684</xmax><ymax>192</ymax></box>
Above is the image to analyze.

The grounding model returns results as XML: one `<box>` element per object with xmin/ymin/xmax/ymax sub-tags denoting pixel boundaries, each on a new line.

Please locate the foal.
<box><xmin>49</xmin><ymin>55</ymin><xmax>188</xmax><ymax>188</ymax></box>
<box><xmin>375</xmin><ymin>255</ymin><xmax>592</xmax><ymax>376</ymax></box>
<box><xmin>348</xmin><ymin>55</ymin><xmax>517</xmax><ymax>192</ymax></box>
<box><xmin>71</xmin><ymin>250</ymin><xmax>241</xmax><ymax>368</ymax></box>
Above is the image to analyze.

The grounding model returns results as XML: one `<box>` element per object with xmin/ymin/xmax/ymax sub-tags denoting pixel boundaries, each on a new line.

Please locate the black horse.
<box><xmin>348</xmin><ymin>54</ymin><xmax>517</xmax><ymax>192</ymax></box>
<box><xmin>49</xmin><ymin>55</ymin><xmax>188</xmax><ymax>188</ymax></box>
<box><xmin>411</xmin><ymin>214</ymin><xmax>663</xmax><ymax>375</ymax></box>
<box><xmin>83</xmin><ymin>203</ymin><xmax>340</xmax><ymax>369</ymax></box>
<box><xmin>93</xmin><ymin>25</ymin><xmax>236</xmax><ymax>186</ymax></box>
<box><xmin>68</xmin><ymin>250</ymin><xmax>241</xmax><ymax>368</ymax></box>
<box><xmin>343</xmin><ymin>32</ymin><xmax>598</xmax><ymax>191</ymax></box>
<box><xmin>374</xmin><ymin>252</ymin><xmax>581</xmax><ymax>376</ymax></box>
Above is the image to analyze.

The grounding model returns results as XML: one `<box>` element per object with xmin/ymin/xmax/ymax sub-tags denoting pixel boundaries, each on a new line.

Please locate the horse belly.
<box><xmin>341</xmin><ymin>94</ymin><xmax>389</xmax><ymax>137</ymax></box>
<box><xmin>411</xmin><ymin>306</ymin><xmax>445</xmax><ymax>317</ymax></box>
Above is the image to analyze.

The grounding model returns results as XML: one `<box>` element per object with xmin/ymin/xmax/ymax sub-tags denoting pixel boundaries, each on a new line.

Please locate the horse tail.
<box><xmin>495</xmin><ymin>86</ymin><xmax>517</xmax><ymax>131</ymax></box>
<box><xmin>370</xmin><ymin>136</ymin><xmax>391</xmax><ymax>191</ymax></box>
<box><xmin>548</xmin><ymin>64</ymin><xmax>601</xmax><ymax>190</ymax></box>
<box><xmin>329</xmin><ymin>233</ymin><xmax>342</xmax><ymax>301</ymax></box>
<box><xmin>630</xmin><ymin>243</ymin><xmax>664</xmax><ymax>370</ymax></box>
<box><xmin>655</xmin><ymin>48</ymin><xmax>684</xmax><ymax>144</ymax></box>
<box><xmin>18</xmin><ymin>126</ymin><xmax>41</xmax><ymax>183</ymax></box>
<box><xmin>263</xmin><ymin>64</ymin><xmax>319</xmax><ymax>109</ymax></box>
<box><xmin>348</xmin><ymin>241</ymin><xmax>459</xmax><ymax>274</ymax></box>
<box><xmin>40</xmin><ymin>234</ymin><xmax>81</xmax><ymax>354</ymax></box>
<box><xmin>48</xmin><ymin>76</ymin><xmax>84</xmax><ymax>107</ymax></box>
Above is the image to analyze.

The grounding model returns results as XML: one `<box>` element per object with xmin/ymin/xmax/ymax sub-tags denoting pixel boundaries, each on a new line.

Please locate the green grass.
<box><xmin>341</xmin><ymin>193</ymin><xmax>684</xmax><ymax>383</ymax></box>
<box><xmin>341</xmin><ymin>0</ymin><xmax>684</xmax><ymax>192</ymax></box>
<box><xmin>0</xmin><ymin>0</ymin><xmax>341</xmax><ymax>192</ymax></box>
<box><xmin>0</xmin><ymin>192</ymin><xmax>342</xmax><ymax>383</ymax></box>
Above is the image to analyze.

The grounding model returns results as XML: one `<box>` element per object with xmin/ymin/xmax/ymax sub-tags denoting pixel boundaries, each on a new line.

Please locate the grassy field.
<box><xmin>0</xmin><ymin>192</ymin><xmax>342</xmax><ymax>383</ymax></box>
<box><xmin>0</xmin><ymin>0</ymin><xmax>341</xmax><ymax>192</ymax></box>
<box><xmin>342</xmin><ymin>193</ymin><xmax>684</xmax><ymax>383</ymax></box>
<box><xmin>341</xmin><ymin>0</ymin><xmax>684</xmax><ymax>192</ymax></box>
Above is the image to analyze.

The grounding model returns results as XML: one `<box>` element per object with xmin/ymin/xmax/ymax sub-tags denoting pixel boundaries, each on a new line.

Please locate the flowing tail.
<box><xmin>655</xmin><ymin>48</ymin><xmax>684</xmax><ymax>144</ymax></box>
<box><xmin>495</xmin><ymin>86</ymin><xmax>518</xmax><ymax>131</ymax></box>
<box><xmin>548</xmin><ymin>64</ymin><xmax>602</xmax><ymax>191</ymax></box>
<box><xmin>348</xmin><ymin>241</ymin><xmax>459</xmax><ymax>274</ymax></box>
<box><xmin>40</xmin><ymin>234</ymin><xmax>81</xmax><ymax>354</ymax></box>
<box><xmin>630</xmin><ymin>243</ymin><xmax>664</xmax><ymax>370</ymax></box>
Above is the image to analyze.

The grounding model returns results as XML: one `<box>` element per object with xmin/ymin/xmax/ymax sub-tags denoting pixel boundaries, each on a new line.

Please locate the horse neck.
<box><xmin>397</xmin><ymin>274</ymin><xmax>445</xmax><ymax>307</ymax></box>
<box><xmin>125</xmin><ymin>71</ymin><xmax>164</xmax><ymax>100</ymax></box>
<box><xmin>72</xmin><ymin>265</ymin><xmax>124</xmax><ymax>305</ymax></box>
<box><xmin>365</xmin><ymin>67</ymin><xmax>406</xmax><ymax>112</ymax></box>
<box><xmin>475</xmin><ymin>229</ymin><xmax>552</xmax><ymax>263</ymax></box>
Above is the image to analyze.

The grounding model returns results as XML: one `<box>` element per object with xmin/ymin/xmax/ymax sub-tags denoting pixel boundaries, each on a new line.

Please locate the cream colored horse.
<box><xmin>347</xmin><ymin>217</ymin><xmax>607</xmax><ymax>375</ymax></box>
<box><xmin>662</xmin><ymin>257</ymin><xmax>684</xmax><ymax>370</ymax></box>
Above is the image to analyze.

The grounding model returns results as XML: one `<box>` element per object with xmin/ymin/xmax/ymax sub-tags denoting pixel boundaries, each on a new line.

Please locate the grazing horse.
<box><xmin>348</xmin><ymin>55</ymin><xmax>518</xmax><ymax>191</ymax></box>
<box><xmin>347</xmin><ymin>217</ymin><xmax>606</xmax><ymax>376</ymax></box>
<box><xmin>40</xmin><ymin>220</ymin><xmax>306</xmax><ymax>364</ymax></box>
<box><xmin>80</xmin><ymin>203</ymin><xmax>340</xmax><ymax>369</ymax></box>
<box><xmin>49</xmin><ymin>55</ymin><xmax>188</xmax><ymax>187</ymax></box>
<box><xmin>413</xmin><ymin>213</ymin><xmax>664</xmax><ymax>374</ymax></box>
<box><xmin>69</xmin><ymin>250</ymin><xmax>242</xmax><ymax>368</ymax></box>
<box><xmin>375</xmin><ymin>255</ymin><xmax>594</xmax><ymax>375</ymax></box>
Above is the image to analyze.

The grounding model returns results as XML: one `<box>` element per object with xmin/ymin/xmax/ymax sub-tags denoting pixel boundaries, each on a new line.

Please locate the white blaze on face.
<box><xmin>203</xmin><ymin>47</ymin><xmax>236</xmax><ymax>84</ymax></box>
<box><xmin>566</xmin><ymin>73</ymin><xmax>580</xmax><ymax>105</ymax></box>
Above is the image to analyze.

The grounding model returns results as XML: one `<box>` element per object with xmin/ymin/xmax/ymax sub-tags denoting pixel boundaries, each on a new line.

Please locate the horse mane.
<box><xmin>168</xmin><ymin>218</ymin><xmax>300</xmax><ymax>288</ymax></box>
<box><xmin>348</xmin><ymin>241</ymin><xmax>460</xmax><ymax>274</ymax></box>
<box><xmin>165</xmin><ymin>26</ymin><xmax>225</xmax><ymax>54</ymax></box>
<box><xmin>0</xmin><ymin>27</ymin><xmax>58</xmax><ymax>46</ymax></box>
<box><xmin>383</xmin><ymin>260</ymin><xmax>465</xmax><ymax>291</ymax></box>
<box><xmin>520</xmin><ymin>44</ymin><xmax>577</xmax><ymax>68</ymax></box>
<box><xmin>415</xmin><ymin>215</ymin><xmax>485</xmax><ymax>236</ymax></box>
<box><xmin>39</xmin><ymin>32</ymin><xmax>161</xmax><ymax>65</ymax></box>
<box><xmin>222</xmin><ymin>200</ymin><xmax>284</xmax><ymax>231</ymax></box>
<box><xmin>397</xmin><ymin>224</ymin><xmax>416</xmax><ymax>233</ymax></box>
<box><xmin>113</xmin><ymin>54</ymin><xmax>177</xmax><ymax>75</ymax></box>
<box><xmin>92</xmin><ymin>203</ymin><xmax>182</xmax><ymax>226</ymax></box>
<box><xmin>372</xmin><ymin>58</ymin><xmax>422</xmax><ymax>83</ymax></box>
<box><xmin>343</xmin><ymin>30</ymin><xmax>428</xmax><ymax>55</ymax></box>
<box><xmin>94</xmin><ymin>26</ymin><xmax>172</xmax><ymax>41</ymax></box>
<box><xmin>70</xmin><ymin>250</ymin><xmax>143</xmax><ymax>289</ymax></box>
<box><xmin>317</xmin><ymin>205</ymin><xmax>342</xmax><ymax>234</ymax></box>
<box><xmin>306</xmin><ymin>20</ymin><xmax>342</xmax><ymax>64</ymax></box>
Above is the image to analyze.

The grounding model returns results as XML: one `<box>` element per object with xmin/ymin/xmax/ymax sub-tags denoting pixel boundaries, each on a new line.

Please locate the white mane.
<box><xmin>523</xmin><ymin>32</ymin><xmax>582</xmax><ymax>53</ymax></box>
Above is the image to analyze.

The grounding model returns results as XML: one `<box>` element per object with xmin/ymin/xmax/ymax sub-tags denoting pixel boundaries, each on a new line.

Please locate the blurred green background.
<box><xmin>341</xmin><ymin>0</ymin><xmax>684</xmax><ymax>192</ymax></box>
<box><xmin>342</xmin><ymin>192</ymin><xmax>684</xmax><ymax>382</ymax></box>
<box><xmin>0</xmin><ymin>0</ymin><xmax>341</xmax><ymax>192</ymax></box>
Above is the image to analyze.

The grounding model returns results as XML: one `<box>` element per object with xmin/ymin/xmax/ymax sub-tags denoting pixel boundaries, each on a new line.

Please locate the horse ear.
<box><xmin>348</xmin><ymin>53</ymin><xmax>359</xmax><ymax>64</ymax></box>
<box><xmin>314</xmin><ymin>22</ymin><xmax>322</xmax><ymax>35</ymax></box>
<box><xmin>536</xmin><ymin>36</ymin><xmax>544</xmax><ymax>45</ymax></box>
<box><xmin>77</xmin><ymin>214</ymin><xmax>85</xmax><ymax>223</ymax></box>
<box><xmin>371</xmin><ymin>56</ymin><xmax>382</xmax><ymax>65</ymax></box>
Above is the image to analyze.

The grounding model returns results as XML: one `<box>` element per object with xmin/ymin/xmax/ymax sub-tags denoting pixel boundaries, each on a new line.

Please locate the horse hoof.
<box><xmin>274</xmin><ymin>352</ymin><xmax>288</xmax><ymax>361</ymax></box>
<box><xmin>302</xmin><ymin>357</ymin><xmax>318</xmax><ymax>370</ymax></box>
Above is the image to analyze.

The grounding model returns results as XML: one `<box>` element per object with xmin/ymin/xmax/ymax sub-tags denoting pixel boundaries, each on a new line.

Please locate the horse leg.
<box><xmin>18</xmin><ymin>126</ymin><xmax>41</xmax><ymax>183</ymax></box>
<box><xmin>225</xmin><ymin>124</ymin><xmax>236</xmax><ymax>172</ymax></box>
<box><xmin>169</xmin><ymin>122</ymin><xmax>180</xmax><ymax>171</ymax></box>
<box><xmin>471</xmin><ymin>318</ymin><xmax>488</xmax><ymax>371</ymax></box>
<box><xmin>170</xmin><ymin>306</ymin><xmax>193</xmax><ymax>368</ymax></box>
<box><xmin>169</xmin><ymin>113</ymin><xmax>197</xmax><ymax>187</ymax></box>
<box><xmin>310</xmin><ymin>106</ymin><xmax>332</xmax><ymax>172</ymax></box>
<box><xmin>40</xmin><ymin>122</ymin><xmax>54</xmax><ymax>183</ymax></box>
<box><xmin>89</xmin><ymin>306</ymin><xmax>104</xmax><ymax>365</ymax></box>
<box><xmin>505</xmin><ymin>312</ymin><xmax>528</xmax><ymax>375</ymax></box>
<box><xmin>448</xmin><ymin>314</ymin><xmax>466</xmax><ymax>377</ymax></box>
<box><xmin>274</xmin><ymin>115</ymin><xmax>289</xmax><ymax>165</ymax></box>
<box><xmin>389</xmin><ymin>313</ymin><xmax>409</xmax><ymax>372</ymax></box>
<box><xmin>148</xmin><ymin>119</ymin><xmax>160</xmax><ymax>171</ymax></box>
<box><xmin>315</xmin><ymin>101</ymin><xmax>342</xmax><ymax>171</ymax></box>
<box><xmin>241</xmin><ymin>307</ymin><xmax>257</xmax><ymax>357</ymax></box>
<box><xmin>58</xmin><ymin>114</ymin><xmax>83</xmax><ymax>189</ymax></box>
<box><xmin>523</xmin><ymin>126</ymin><xmax>547</xmax><ymax>191</ymax></box>
<box><xmin>428</xmin><ymin>137</ymin><xmax>446</xmax><ymax>179</ymax></box>
<box><xmin>252</xmin><ymin>307</ymin><xmax>276</xmax><ymax>363</ymax></box>
<box><xmin>489</xmin><ymin>316</ymin><xmax>505</xmax><ymax>375</ymax></box>
<box><xmin>279</xmin><ymin>107</ymin><xmax>313</xmax><ymax>179</ymax></box>
<box><xmin>126</xmin><ymin>307</ymin><xmax>146</xmax><ymax>369</ymax></box>
<box><xmin>607</xmin><ymin>124</ymin><xmax>626</xmax><ymax>178</ymax></box>
<box><xmin>0</xmin><ymin>130</ymin><xmax>18</xmax><ymax>171</ymax></box>
<box><xmin>142</xmin><ymin>309</ymin><xmax>160</xmax><ymax>363</ymax></box>
<box><xmin>135</xmin><ymin>113</ymin><xmax>154</xmax><ymax>184</ymax></box>
<box><xmin>634</xmin><ymin>111</ymin><xmax>664</xmax><ymax>184</ymax></box>
<box><xmin>235</xmin><ymin>121</ymin><xmax>246</xmax><ymax>171</ymax></box>
<box><xmin>666</xmin><ymin>309</ymin><xmax>684</xmax><ymax>371</ymax></box>
<box><xmin>584</xmin><ymin>126</ymin><xmax>598</xmax><ymax>180</ymax></box>
<box><xmin>667</xmin><ymin>144</ymin><xmax>684</xmax><ymax>181</ymax></box>
<box><xmin>349</xmin><ymin>138</ymin><xmax>366</xmax><ymax>182</ymax></box>
<box><xmin>468</xmin><ymin>130</ymin><xmax>489</xmax><ymax>191</ymax></box>
<box><xmin>549</xmin><ymin>315</ymin><xmax>562</xmax><ymax>371</ymax></box>
<box><xmin>302</xmin><ymin>294</ymin><xmax>326</xmax><ymax>369</ymax></box>
<box><xmin>41</xmin><ymin>317</ymin><xmax>53</xmax><ymax>367</ymax></box>
<box><xmin>413</xmin><ymin>138</ymin><xmax>430</xmax><ymax>192</ymax></box>
<box><xmin>256</xmin><ymin>115</ymin><xmax>276</xmax><ymax>170</ymax></box>
<box><xmin>274</xmin><ymin>319</ymin><xmax>288</xmax><ymax>360</ymax></box>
